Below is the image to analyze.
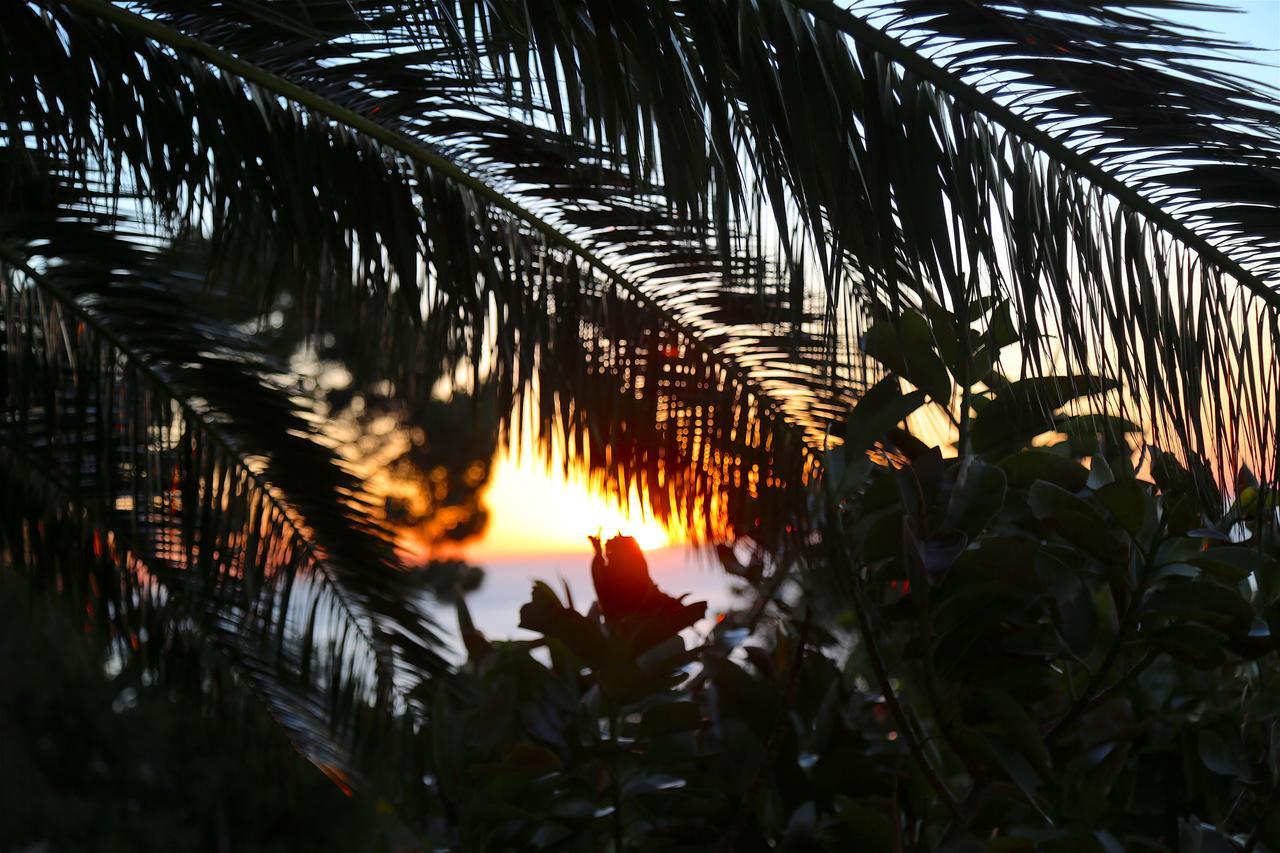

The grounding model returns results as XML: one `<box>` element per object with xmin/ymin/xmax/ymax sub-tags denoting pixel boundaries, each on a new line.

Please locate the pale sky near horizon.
<box><xmin>457</xmin><ymin>0</ymin><xmax>1280</xmax><ymax>560</ymax></box>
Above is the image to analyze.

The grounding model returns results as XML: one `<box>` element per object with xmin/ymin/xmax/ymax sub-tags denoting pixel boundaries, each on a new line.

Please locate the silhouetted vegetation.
<box><xmin>414</xmin><ymin>309</ymin><xmax>1280</xmax><ymax>849</ymax></box>
<box><xmin>5</xmin><ymin>0</ymin><xmax>1280</xmax><ymax>850</ymax></box>
<box><xmin>0</xmin><ymin>577</ymin><xmax>390</xmax><ymax>852</ymax></box>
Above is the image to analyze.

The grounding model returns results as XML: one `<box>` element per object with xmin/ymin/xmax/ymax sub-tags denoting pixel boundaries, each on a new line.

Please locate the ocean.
<box><xmin>433</xmin><ymin>545</ymin><xmax>742</xmax><ymax>645</ymax></box>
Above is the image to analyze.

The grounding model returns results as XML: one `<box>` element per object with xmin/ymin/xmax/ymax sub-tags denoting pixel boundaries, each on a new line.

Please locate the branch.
<box><xmin>48</xmin><ymin>0</ymin><xmax>811</xmax><ymax>459</ymax></box>
<box><xmin>786</xmin><ymin>0</ymin><xmax>1279</xmax><ymax>308</ymax></box>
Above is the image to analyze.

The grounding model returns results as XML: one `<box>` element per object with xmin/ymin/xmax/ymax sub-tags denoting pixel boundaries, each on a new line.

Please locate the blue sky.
<box><xmin>1167</xmin><ymin>1</ymin><xmax>1279</xmax><ymax>87</ymax></box>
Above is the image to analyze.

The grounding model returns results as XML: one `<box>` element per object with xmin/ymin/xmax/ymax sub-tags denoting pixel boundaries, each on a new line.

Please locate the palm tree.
<box><xmin>3</xmin><ymin>0</ymin><xmax>1279</xmax><ymax>815</ymax></box>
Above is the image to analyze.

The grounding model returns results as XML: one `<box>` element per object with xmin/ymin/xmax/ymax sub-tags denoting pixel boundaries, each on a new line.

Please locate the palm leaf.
<box><xmin>96</xmin><ymin>0</ymin><xmax>1280</xmax><ymax>492</ymax></box>
<box><xmin>422</xmin><ymin>0</ymin><xmax>1280</xmax><ymax>487</ymax></box>
<box><xmin>9</xmin><ymin>0</ymin><xmax>1278</xmax><ymax>521</ymax></box>
<box><xmin>4</xmin><ymin>0</ymin><xmax>818</xmax><ymax>544</ymax></box>
<box><xmin>842</xmin><ymin>0</ymin><xmax>1280</xmax><ymax>283</ymax></box>
<box><xmin>0</xmin><ymin>161</ymin><xmax>441</xmax><ymax>802</ymax></box>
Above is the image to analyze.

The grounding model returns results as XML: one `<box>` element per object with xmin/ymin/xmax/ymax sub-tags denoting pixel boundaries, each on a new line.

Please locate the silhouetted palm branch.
<box><xmin>423</xmin><ymin>0</ymin><xmax>1280</xmax><ymax>484</ymax></box>
<box><xmin>62</xmin><ymin>0</ymin><xmax>1280</xmax><ymax>486</ymax></box>
<box><xmin>2</xmin><ymin>1</ymin><xmax>815</xmax><ymax>542</ymax></box>
<box><xmin>1</xmin><ymin>0</ymin><xmax>812</xmax><ymax>798</ymax></box>
<box><xmin>0</xmin><ymin>160</ymin><xmax>443</xmax><ymax>800</ymax></box>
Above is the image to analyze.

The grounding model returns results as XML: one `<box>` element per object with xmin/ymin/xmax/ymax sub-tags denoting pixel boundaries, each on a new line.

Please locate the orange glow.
<box><xmin>435</xmin><ymin>440</ymin><xmax>681</xmax><ymax>560</ymax></box>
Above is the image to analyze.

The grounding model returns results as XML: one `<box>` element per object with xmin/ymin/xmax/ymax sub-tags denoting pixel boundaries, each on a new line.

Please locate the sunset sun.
<box><xmin>455</xmin><ymin>440</ymin><xmax>679</xmax><ymax>559</ymax></box>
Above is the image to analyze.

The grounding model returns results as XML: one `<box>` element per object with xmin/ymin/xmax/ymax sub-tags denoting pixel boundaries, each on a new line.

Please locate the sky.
<box><xmin>457</xmin><ymin>0</ymin><xmax>1280</xmax><ymax>561</ymax></box>
<box><xmin>1170</xmin><ymin>1</ymin><xmax>1279</xmax><ymax>85</ymax></box>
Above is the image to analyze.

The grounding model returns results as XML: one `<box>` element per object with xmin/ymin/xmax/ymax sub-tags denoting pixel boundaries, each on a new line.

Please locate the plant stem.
<box><xmin>1046</xmin><ymin>567</ymin><xmax>1153</xmax><ymax>742</ymax></box>
<box><xmin>1243</xmin><ymin>785</ymin><xmax>1280</xmax><ymax>853</ymax></box>
<box><xmin>1048</xmin><ymin>650</ymin><xmax>1160</xmax><ymax>740</ymax></box>
<box><xmin>912</xmin><ymin>540</ymin><xmax>983</xmax><ymax>794</ymax></box>
<box><xmin>938</xmin><ymin>778</ymin><xmax>996</xmax><ymax>845</ymax></box>
<box><xmin>607</xmin><ymin>701</ymin><xmax>624</xmax><ymax>852</ymax></box>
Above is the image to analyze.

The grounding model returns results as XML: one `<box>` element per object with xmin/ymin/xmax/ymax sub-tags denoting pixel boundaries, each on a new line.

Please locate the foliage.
<box><xmin>3</xmin><ymin>0</ymin><xmax>1280</xmax><ymax>842</ymax></box>
<box><xmin>418</xmin><ymin>310</ymin><xmax>1280</xmax><ymax>850</ymax></box>
<box><xmin>820</xmin><ymin>305</ymin><xmax>1280</xmax><ymax>850</ymax></box>
<box><xmin>0</xmin><ymin>575</ymin><xmax>394</xmax><ymax>853</ymax></box>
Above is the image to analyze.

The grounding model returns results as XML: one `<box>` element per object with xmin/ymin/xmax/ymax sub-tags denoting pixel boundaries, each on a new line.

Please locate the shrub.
<box><xmin>420</xmin><ymin>305</ymin><xmax>1280</xmax><ymax>851</ymax></box>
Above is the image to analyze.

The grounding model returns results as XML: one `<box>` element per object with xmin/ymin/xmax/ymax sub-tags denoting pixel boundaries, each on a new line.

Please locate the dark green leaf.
<box><xmin>861</xmin><ymin>311</ymin><xmax>954</xmax><ymax>404</ymax></box>
<box><xmin>1143</xmin><ymin>581</ymin><xmax>1254</xmax><ymax>639</ymax></box>
<box><xmin>1096</xmin><ymin>479</ymin><xmax>1154</xmax><ymax>539</ymax></box>
<box><xmin>944</xmin><ymin>456</ymin><xmax>1007</xmax><ymax>537</ymax></box>
<box><xmin>1000</xmin><ymin>450</ymin><xmax>1089</xmax><ymax>491</ymax></box>
<box><xmin>1197</xmin><ymin>729</ymin><xmax>1254</xmax><ymax>781</ymax></box>
<box><xmin>638</xmin><ymin>701</ymin><xmax>705</xmax><ymax>737</ymax></box>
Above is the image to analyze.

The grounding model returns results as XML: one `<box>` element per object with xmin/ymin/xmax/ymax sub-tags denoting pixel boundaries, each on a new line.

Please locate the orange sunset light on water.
<box><xmin>405</xmin><ymin>440</ymin><xmax>680</xmax><ymax>560</ymax></box>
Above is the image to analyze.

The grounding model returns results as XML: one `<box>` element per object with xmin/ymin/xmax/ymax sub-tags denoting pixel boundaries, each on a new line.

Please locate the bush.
<box><xmin>417</xmin><ymin>305</ymin><xmax>1280</xmax><ymax>851</ymax></box>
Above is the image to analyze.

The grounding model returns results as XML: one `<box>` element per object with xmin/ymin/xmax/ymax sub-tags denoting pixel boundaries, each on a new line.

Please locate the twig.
<box><xmin>606</xmin><ymin>701</ymin><xmax>625</xmax><ymax>852</ymax></box>
<box><xmin>1043</xmin><ymin>533</ymin><xmax>1162</xmax><ymax>742</ymax></box>
<box><xmin>1045</xmin><ymin>650</ymin><xmax>1159</xmax><ymax>740</ymax></box>
<box><xmin>891</xmin><ymin>776</ymin><xmax>905</xmax><ymax>853</ymax></box>
<box><xmin>939</xmin><ymin>779</ymin><xmax>992</xmax><ymax>845</ymax></box>
<box><xmin>1045</xmin><ymin>566</ymin><xmax>1155</xmax><ymax>742</ymax></box>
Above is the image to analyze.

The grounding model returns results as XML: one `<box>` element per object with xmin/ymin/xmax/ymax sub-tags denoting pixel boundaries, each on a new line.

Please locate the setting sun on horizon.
<box><xmin>402</xmin><ymin>439</ymin><xmax>682</xmax><ymax>561</ymax></box>
<box><xmin>469</xmin><ymin>441</ymin><xmax>678</xmax><ymax>557</ymax></box>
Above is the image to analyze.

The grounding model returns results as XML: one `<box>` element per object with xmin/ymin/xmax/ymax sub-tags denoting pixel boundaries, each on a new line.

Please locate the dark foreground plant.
<box><xmin>422</xmin><ymin>308</ymin><xmax>1280</xmax><ymax>851</ymax></box>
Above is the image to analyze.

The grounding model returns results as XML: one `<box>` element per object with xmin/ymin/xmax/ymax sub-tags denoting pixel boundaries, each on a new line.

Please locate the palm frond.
<box><xmin>782</xmin><ymin>0</ymin><xmax>1280</xmax><ymax>483</ymax></box>
<box><xmin>0</xmin><ymin>162</ymin><xmax>440</xmax><ymax>800</ymax></box>
<box><xmin>4</xmin><ymin>0</ymin><xmax>818</xmax><ymax>544</ymax></box>
<box><xmin>413</xmin><ymin>0</ymin><xmax>1280</xmax><ymax>487</ymax></box>
<box><xmin>103</xmin><ymin>0</ymin><xmax>1280</xmax><ymax>492</ymax></box>
<box><xmin>13</xmin><ymin>0</ymin><xmax>1280</xmax><ymax>528</ymax></box>
<box><xmin>843</xmin><ymin>0</ymin><xmax>1280</xmax><ymax>282</ymax></box>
